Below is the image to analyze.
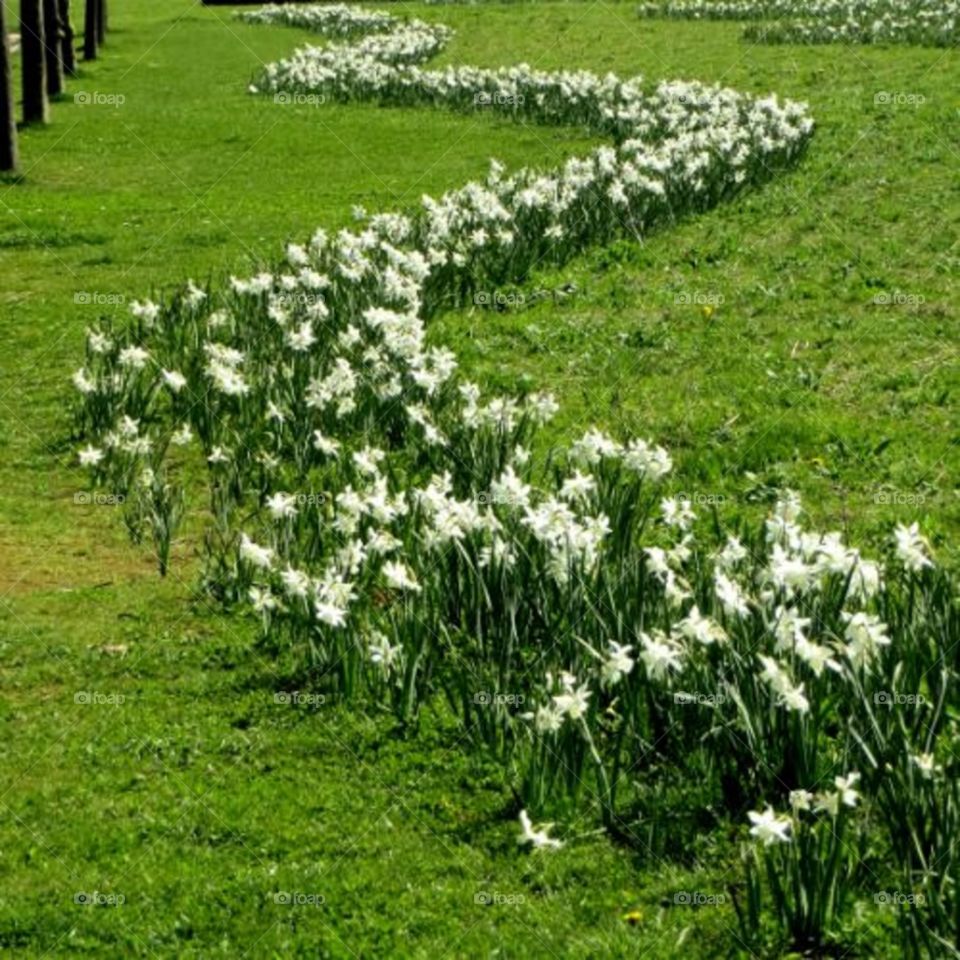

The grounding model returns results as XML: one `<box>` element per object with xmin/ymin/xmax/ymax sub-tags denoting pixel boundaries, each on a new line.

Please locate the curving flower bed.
<box><xmin>637</xmin><ymin>0</ymin><xmax>960</xmax><ymax>47</ymax></box>
<box><xmin>69</xmin><ymin>6</ymin><xmax>959</xmax><ymax>952</ymax></box>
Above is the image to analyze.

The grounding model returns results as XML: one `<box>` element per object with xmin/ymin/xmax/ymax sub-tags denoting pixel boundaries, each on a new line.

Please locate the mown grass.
<box><xmin>0</xmin><ymin>0</ymin><xmax>956</xmax><ymax>955</ymax></box>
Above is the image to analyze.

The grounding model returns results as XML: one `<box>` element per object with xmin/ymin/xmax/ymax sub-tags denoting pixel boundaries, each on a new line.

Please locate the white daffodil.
<box><xmin>841</xmin><ymin>612</ymin><xmax>890</xmax><ymax>667</ymax></box>
<box><xmin>279</xmin><ymin>567</ymin><xmax>311</xmax><ymax>600</ymax></box>
<box><xmin>526</xmin><ymin>392</ymin><xmax>559</xmax><ymax>424</ymax></box>
<box><xmin>676</xmin><ymin>606</ymin><xmax>726</xmax><ymax>646</ymax></box>
<box><xmin>758</xmin><ymin>655</ymin><xmax>809</xmax><ymax>714</ymax></box>
<box><xmin>639</xmin><ymin>631</ymin><xmax>684</xmax><ymax>681</ymax></box>
<box><xmin>531</xmin><ymin>703</ymin><xmax>565</xmax><ymax>734</ymax></box>
<box><xmin>86</xmin><ymin>329</ymin><xmax>113</xmax><ymax>353</ymax></box>
<box><xmin>794</xmin><ymin>638</ymin><xmax>839</xmax><ymax>678</ymax></box>
<box><xmin>644</xmin><ymin>547</ymin><xmax>671</xmax><ymax>579</ymax></box>
<box><xmin>894</xmin><ymin>522</ymin><xmax>933</xmax><ymax>573</ymax></box>
<box><xmin>161</xmin><ymin>369</ymin><xmax>187</xmax><ymax>393</ymax></box>
<box><xmin>622</xmin><ymin>438</ymin><xmax>672</xmax><ymax>479</ymax></box>
<box><xmin>382</xmin><ymin>560</ymin><xmax>421</xmax><ymax>593</ymax></box>
<box><xmin>118</xmin><ymin>345</ymin><xmax>150</xmax><ymax>370</ymax></box>
<box><xmin>601</xmin><ymin>642</ymin><xmax>635</xmax><ymax>687</ymax></box>
<box><xmin>130</xmin><ymin>299</ymin><xmax>160</xmax><ymax>325</ymax></box>
<box><xmin>368</xmin><ymin>631</ymin><xmax>402</xmax><ymax>674</ymax></box>
<box><xmin>72</xmin><ymin>369</ymin><xmax>96</xmax><ymax>395</ymax></box>
<box><xmin>78</xmin><ymin>445</ymin><xmax>104</xmax><ymax>467</ymax></box>
<box><xmin>315</xmin><ymin>601</ymin><xmax>347</xmax><ymax>629</ymax></box>
<box><xmin>239</xmin><ymin>534</ymin><xmax>274</xmax><ymax>570</ymax></box>
<box><xmin>716</xmin><ymin>535</ymin><xmax>747</xmax><ymax>570</ymax></box>
<box><xmin>352</xmin><ymin>446</ymin><xmax>385</xmax><ymax>478</ymax></box>
<box><xmin>570</xmin><ymin>428</ymin><xmax>621</xmax><ymax>466</ymax></box>
<box><xmin>911</xmin><ymin>753</ymin><xmax>942</xmax><ymax>779</ymax></box>
<box><xmin>312</xmin><ymin>431</ymin><xmax>341</xmax><ymax>458</ymax></box>
<box><xmin>490</xmin><ymin>465</ymin><xmax>531</xmax><ymax>509</ymax></box>
<box><xmin>248</xmin><ymin>585</ymin><xmax>277</xmax><ymax>613</ymax></box>
<box><xmin>748</xmin><ymin>806</ymin><xmax>791</xmax><ymax>846</ymax></box>
<box><xmin>815</xmin><ymin>772</ymin><xmax>860</xmax><ymax>817</ymax></box>
<box><xmin>518</xmin><ymin>810</ymin><xmax>562</xmax><ymax>850</ymax></box>
<box><xmin>170</xmin><ymin>424</ymin><xmax>193</xmax><ymax>447</ymax></box>
<box><xmin>552</xmin><ymin>674</ymin><xmax>591</xmax><ymax>720</ymax></box>
<box><xmin>184</xmin><ymin>280</ymin><xmax>206</xmax><ymax>308</ymax></box>
<box><xmin>715</xmin><ymin>571</ymin><xmax>750</xmax><ymax>619</ymax></box>
<box><xmin>559</xmin><ymin>470</ymin><xmax>596</xmax><ymax>504</ymax></box>
<box><xmin>835</xmin><ymin>772</ymin><xmax>860</xmax><ymax>807</ymax></box>
<box><xmin>265</xmin><ymin>492</ymin><xmax>299</xmax><ymax>521</ymax></box>
<box><xmin>772</xmin><ymin>605</ymin><xmax>810</xmax><ymax>651</ymax></box>
<box><xmin>661</xmin><ymin>497</ymin><xmax>695</xmax><ymax>531</ymax></box>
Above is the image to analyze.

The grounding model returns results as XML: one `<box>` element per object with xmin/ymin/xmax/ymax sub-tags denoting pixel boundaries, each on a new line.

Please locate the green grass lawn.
<box><xmin>0</xmin><ymin>0</ymin><xmax>957</xmax><ymax>955</ymax></box>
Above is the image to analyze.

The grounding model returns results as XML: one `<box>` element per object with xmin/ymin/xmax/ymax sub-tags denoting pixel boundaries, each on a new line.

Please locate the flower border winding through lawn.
<box><xmin>66</xmin><ymin>5</ymin><xmax>960</xmax><ymax>954</ymax></box>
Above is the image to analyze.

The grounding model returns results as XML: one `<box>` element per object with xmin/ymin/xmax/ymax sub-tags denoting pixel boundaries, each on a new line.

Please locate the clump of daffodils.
<box><xmin>638</xmin><ymin>0</ymin><xmax>959</xmax><ymax>49</ymax></box>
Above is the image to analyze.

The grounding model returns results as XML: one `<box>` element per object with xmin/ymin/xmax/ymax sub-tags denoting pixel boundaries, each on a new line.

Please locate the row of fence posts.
<box><xmin>1</xmin><ymin>0</ymin><xmax>109</xmax><ymax>173</ymax></box>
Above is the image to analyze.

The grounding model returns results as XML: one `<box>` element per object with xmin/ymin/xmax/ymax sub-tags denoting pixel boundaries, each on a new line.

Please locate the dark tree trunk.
<box><xmin>83</xmin><ymin>0</ymin><xmax>97</xmax><ymax>60</ymax></box>
<box><xmin>0</xmin><ymin>0</ymin><xmax>19</xmax><ymax>171</ymax></box>
<box><xmin>96</xmin><ymin>0</ymin><xmax>105</xmax><ymax>44</ymax></box>
<box><xmin>58</xmin><ymin>0</ymin><xmax>76</xmax><ymax>76</ymax></box>
<box><xmin>42</xmin><ymin>0</ymin><xmax>63</xmax><ymax>97</ymax></box>
<box><xmin>21</xmin><ymin>0</ymin><xmax>50</xmax><ymax>125</ymax></box>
